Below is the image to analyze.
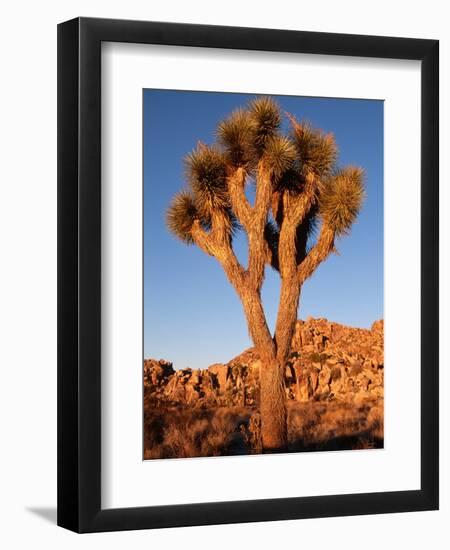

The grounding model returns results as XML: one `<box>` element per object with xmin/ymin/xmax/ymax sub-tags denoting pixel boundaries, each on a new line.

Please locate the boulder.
<box><xmin>144</xmin><ymin>316</ymin><xmax>384</xmax><ymax>408</ymax></box>
<box><xmin>207</xmin><ymin>363</ymin><xmax>229</xmax><ymax>391</ymax></box>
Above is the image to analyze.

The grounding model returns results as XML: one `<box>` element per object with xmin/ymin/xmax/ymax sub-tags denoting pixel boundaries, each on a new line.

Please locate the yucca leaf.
<box><xmin>263</xmin><ymin>135</ymin><xmax>297</xmax><ymax>180</ymax></box>
<box><xmin>290</xmin><ymin>117</ymin><xmax>338</xmax><ymax>178</ymax></box>
<box><xmin>295</xmin><ymin>205</ymin><xmax>319</xmax><ymax>262</ymax></box>
<box><xmin>166</xmin><ymin>191</ymin><xmax>199</xmax><ymax>244</ymax></box>
<box><xmin>264</xmin><ymin>220</ymin><xmax>280</xmax><ymax>270</ymax></box>
<box><xmin>319</xmin><ymin>166</ymin><xmax>365</xmax><ymax>235</ymax></box>
<box><xmin>249</xmin><ymin>96</ymin><xmax>281</xmax><ymax>154</ymax></box>
<box><xmin>216</xmin><ymin>109</ymin><xmax>254</xmax><ymax>166</ymax></box>
<box><xmin>275</xmin><ymin>167</ymin><xmax>303</xmax><ymax>194</ymax></box>
<box><xmin>185</xmin><ymin>144</ymin><xmax>229</xmax><ymax>213</ymax></box>
<box><xmin>223</xmin><ymin>208</ymin><xmax>240</xmax><ymax>238</ymax></box>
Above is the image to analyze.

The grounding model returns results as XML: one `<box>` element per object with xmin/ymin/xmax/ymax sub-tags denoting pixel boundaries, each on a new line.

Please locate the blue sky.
<box><xmin>143</xmin><ymin>90</ymin><xmax>383</xmax><ymax>369</ymax></box>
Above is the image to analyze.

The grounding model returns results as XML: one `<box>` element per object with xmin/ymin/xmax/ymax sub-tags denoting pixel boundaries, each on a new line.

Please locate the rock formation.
<box><xmin>144</xmin><ymin>318</ymin><xmax>384</xmax><ymax>409</ymax></box>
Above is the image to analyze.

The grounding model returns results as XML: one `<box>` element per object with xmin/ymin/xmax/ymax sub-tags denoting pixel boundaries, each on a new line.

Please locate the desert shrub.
<box><xmin>308</xmin><ymin>352</ymin><xmax>329</xmax><ymax>364</ymax></box>
<box><xmin>366</xmin><ymin>402</ymin><xmax>384</xmax><ymax>440</ymax></box>
<box><xmin>330</xmin><ymin>366</ymin><xmax>341</xmax><ymax>381</ymax></box>
<box><xmin>144</xmin><ymin>406</ymin><xmax>256</xmax><ymax>459</ymax></box>
<box><xmin>144</xmin><ymin>400</ymin><xmax>384</xmax><ymax>458</ymax></box>
<box><xmin>287</xmin><ymin>399</ymin><xmax>383</xmax><ymax>452</ymax></box>
<box><xmin>349</xmin><ymin>363</ymin><xmax>363</xmax><ymax>376</ymax></box>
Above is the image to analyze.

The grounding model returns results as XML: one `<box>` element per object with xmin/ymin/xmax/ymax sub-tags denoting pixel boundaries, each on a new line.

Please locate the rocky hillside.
<box><xmin>144</xmin><ymin>318</ymin><xmax>383</xmax><ymax>409</ymax></box>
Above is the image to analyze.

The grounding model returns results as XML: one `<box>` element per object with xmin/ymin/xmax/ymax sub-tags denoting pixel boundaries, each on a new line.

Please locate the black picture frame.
<box><xmin>57</xmin><ymin>17</ymin><xmax>439</xmax><ymax>533</ymax></box>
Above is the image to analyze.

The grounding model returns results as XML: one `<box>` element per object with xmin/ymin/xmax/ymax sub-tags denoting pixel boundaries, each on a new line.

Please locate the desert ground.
<box><xmin>144</xmin><ymin>317</ymin><xmax>384</xmax><ymax>459</ymax></box>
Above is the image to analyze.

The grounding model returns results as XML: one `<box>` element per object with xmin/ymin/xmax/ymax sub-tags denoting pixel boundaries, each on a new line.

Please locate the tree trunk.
<box><xmin>236</xmin><ymin>284</ymin><xmax>288</xmax><ymax>452</ymax></box>
<box><xmin>274</xmin><ymin>277</ymin><xmax>302</xmax><ymax>365</ymax></box>
<box><xmin>259</xmin><ymin>356</ymin><xmax>288</xmax><ymax>452</ymax></box>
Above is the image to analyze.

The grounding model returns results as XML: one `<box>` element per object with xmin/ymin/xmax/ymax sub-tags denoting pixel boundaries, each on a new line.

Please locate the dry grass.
<box><xmin>287</xmin><ymin>399</ymin><xmax>383</xmax><ymax>452</ymax></box>
<box><xmin>144</xmin><ymin>399</ymin><xmax>383</xmax><ymax>459</ymax></box>
<box><xmin>144</xmin><ymin>407</ymin><xmax>253</xmax><ymax>459</ymax></box>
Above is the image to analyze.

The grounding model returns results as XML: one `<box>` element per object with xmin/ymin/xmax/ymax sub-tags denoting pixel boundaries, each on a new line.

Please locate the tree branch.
<box><xmin>227</xmin><ymin>167</ymin><xmax>252</xmax><ymax>229</ymax></box>
<box><xmin>273</xmin><ymin>223</ymin><xmax>335</xmax><ymax>365</ymax></box>
<box><xmin>297</xmin><ymin>223</ymin><xmax>335</xmax><ymax>284</ymax></box>
<box><xmin>247</xmin><ymin>163</ymin><xmax>273</xmax><ymax>290</ymax></box>
<box><xmin>254</xmin><ymin>162</ymin><xmax>272</xmax><ymax>225</ymax></box>
<box><xmin>192</xmin><ymin>212</ymin><xmax>275</xmax><ymax>359</ymax></box>
<box><xmin>274</xmin><ymin>277</ymin><xmax>301</xmax><ymax>365</ymax></box>
<box><xmin>190</xmin><ymin>220</ymin><xmax>219</xmax><ymax>257</ymax></box>
<box><xmin>273</xmin><ymin>176</ymin><xmax>326</xmax><ymax>363</ymax></box>
<box><xmin>277</xmin><ymin>184</ymin><xmax>316</xmax><ymax>278</ymax></box>
<box><xmin>272</xmin><ymin>179</ymin><xmax>316</xmax><ymax>362</ymax></box>
<box><xmin>191</xmin><ymin>214</ymin><xmax>247</xmax><ymax>293</ymax></box>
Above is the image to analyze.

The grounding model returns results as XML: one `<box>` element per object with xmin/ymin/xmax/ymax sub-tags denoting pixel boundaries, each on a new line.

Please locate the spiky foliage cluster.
<box><xmin>185</xmin><ymin>144</ymin><xmax>228</xmax><ymax>214</ymax></box>
<box><xmin>249</xmin><ymin>96</ymin><xmax>281</xmax><ymax>153</ymax></box>
<box><xmin>291</xmin><ymin>119</ymin><xmax>338</xmax><ymax>178</ymax></box>
<box><xmin>319</xmin><ymin>167</ymin><xmax>365</xmax><ymax>236</ymax></box>
<box><xmin>167</xmin><ymin>143</ymin><xmax>238</xmax><ymax>244</ymax></box>
<box><xmin>167</xmin><ymin>95</ymin><xmax>363</xmax><ymax>252</ymax></box>
<box><xmin>216</xmin><ymin>109</ymin><xmax>255</xmax><ymax>166</ymax></box>
<box><xmin>274</xmin><ymin>168</ymin><xmax>300</xmax><ymax>194</ymax></box>
<box><xmin>166</xmin><ymin>191</ymin><xmax>199</xmax><ymax>244</ymax></box>
<box><xmin>217</xmin><ymin>97</ymin><xmax>282</xmax><ymax>169</ymax></box>
<box><xmin>263</xmin><ymin>135</ymin><xmax>297</xmax><ymax>179</ymax></box>
<box><xmin>295</xmin><ymin>205</ymin><xmax>319</xmax><ymax>261</ymax></box>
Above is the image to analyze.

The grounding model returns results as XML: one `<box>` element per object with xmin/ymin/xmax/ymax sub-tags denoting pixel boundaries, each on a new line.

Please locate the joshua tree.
<box><xmin>166</xmin><ymin>97</ymin><xmax>364</xmax><ymax>452</ymax></box>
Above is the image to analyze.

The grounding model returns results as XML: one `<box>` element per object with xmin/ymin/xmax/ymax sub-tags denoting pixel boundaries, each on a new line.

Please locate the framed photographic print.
<box><xmin>57</xmin><ymin>17</ymin><xmax>439</xmax><ymax>532</ymax></box>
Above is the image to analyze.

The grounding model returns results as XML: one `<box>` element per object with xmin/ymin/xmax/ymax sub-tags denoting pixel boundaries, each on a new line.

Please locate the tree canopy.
<box><xmin>167</xmin><ymin>96</ymin><xmax>364</xmax><ymax>288</ymax></box>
